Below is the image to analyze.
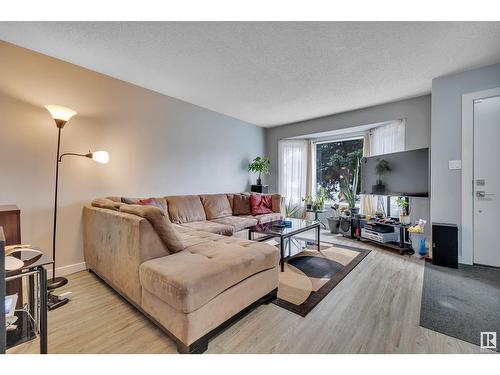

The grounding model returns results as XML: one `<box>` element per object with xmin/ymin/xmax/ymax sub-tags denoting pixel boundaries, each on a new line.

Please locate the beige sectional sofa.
<box><xmin>83</xmin><ymin>193</ymin><xmax>283</xmax><ymax>353</ymax></box>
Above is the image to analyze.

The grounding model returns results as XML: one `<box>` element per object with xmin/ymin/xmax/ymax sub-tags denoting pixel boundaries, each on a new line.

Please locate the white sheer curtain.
<box><xmin>278</xmin><ymin>140</ymin><xmax>308</xmax><ymax>206</ymax></box>
<box><xmin>367</xmin><ymin>119</ymin><xmax>406</xmax><ymax>215</ymax></box>
<box><xmin>370</xmin><ymin>119</ymin><xmax>405</xmax><ymax>156</ymax></box>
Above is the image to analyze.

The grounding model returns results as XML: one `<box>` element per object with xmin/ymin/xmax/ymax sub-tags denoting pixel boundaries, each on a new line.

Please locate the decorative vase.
<box><xmin>327</xmin><ymin>217</ymin><xmax>340</xmax><ymax>234</ymax></box>
<box><xmin>350</xmin><ymin>207</ymin><xmax>359</xmax><ymax>216</ymax></box>
<box><xmin>306</xmin><ymin>204</ymin><xmax>312</xmax><ymax>210</ymax></box>
<box><xmin>256</xmin><ymin>177</ymin><xmax>262</xmax><ymax>185</ymax></box>
<box><xmin>410</xmin><ymin>233</ymin><xmax>426</xmax><ymax>257</ymax></box>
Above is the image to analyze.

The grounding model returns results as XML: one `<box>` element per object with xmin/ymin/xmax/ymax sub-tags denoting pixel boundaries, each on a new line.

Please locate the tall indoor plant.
<box><xmin>339</xmin><ymin>157</ymin><xmax>361</xmax><ymax>216</ymax></box>
<box><xmin>248</xmin><ymin>156</ymin><xmax>271</xmax><ymax>185</ymax></box>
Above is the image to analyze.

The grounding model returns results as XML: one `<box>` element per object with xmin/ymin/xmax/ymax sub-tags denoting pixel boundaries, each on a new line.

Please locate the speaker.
<box><xmin>432</xmin><ymin>223</ymin><xmax>458</xmax><ymax>268</ymax></box>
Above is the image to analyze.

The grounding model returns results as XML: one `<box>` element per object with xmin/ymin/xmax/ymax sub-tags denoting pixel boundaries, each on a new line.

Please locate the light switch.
<box><xmin>449</xmin><ymin>160</ymin><xmax>462</xmax><ymax>170</ymax></box>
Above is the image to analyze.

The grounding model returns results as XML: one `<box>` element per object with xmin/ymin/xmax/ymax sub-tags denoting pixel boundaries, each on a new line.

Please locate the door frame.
<box><xmin>461</xmin><ymin>87</ymin><xmax>500</xmax><ymax>265</ymax></box>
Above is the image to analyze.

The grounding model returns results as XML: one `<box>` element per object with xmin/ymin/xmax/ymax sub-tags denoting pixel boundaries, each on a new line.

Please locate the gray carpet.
<box><xmin>420</xmin><ymin>260</ymin><xmax>500</xmax><ymax>351</ymax></box>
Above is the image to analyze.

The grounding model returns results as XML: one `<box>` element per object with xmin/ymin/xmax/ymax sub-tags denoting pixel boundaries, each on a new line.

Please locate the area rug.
<box><xmin>420</xmin><ymin>260</ymin><xmax>500</xmax><ymax>352</ymax></box>
<box><xmin>272</xmin><ymin>242</ymin><xmax>370</xmax><ymax>317</ymax></box>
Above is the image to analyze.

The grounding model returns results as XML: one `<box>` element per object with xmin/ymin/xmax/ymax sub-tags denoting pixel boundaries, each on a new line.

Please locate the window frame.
<box><xmin>313</xmin><ymin>135</ymin><xmax>365</xmax><ymax>205</ymax></box>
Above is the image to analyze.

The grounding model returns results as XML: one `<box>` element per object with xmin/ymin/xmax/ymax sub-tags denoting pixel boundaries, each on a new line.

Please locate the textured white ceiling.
<box><xmin>1</xmin><ymin>22</ymin><xmax>500</xmax><ymax>127</ymax></box>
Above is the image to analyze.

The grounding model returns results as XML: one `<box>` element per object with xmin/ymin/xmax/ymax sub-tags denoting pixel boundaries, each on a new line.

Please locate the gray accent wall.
<box><xmin>265</xmin><ymin>95</ymin><xmax>431</xmax><ymax>191</ymax></box>
<box><xmin>0</xmin><ymin>41</ymin><xmax>264</xmax><ymax>271</ymax></box>
<box><xmin>431</xmin><ymin>63</ymin><xmax>500</xmax><ymax>257</ymax></box>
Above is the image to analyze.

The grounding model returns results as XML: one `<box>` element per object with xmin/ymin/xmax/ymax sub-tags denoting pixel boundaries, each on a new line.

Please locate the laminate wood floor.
<box><xmin>8</xmin><ymin>237</ymin><xmax>481</xmax><ymax>354</ymax></box>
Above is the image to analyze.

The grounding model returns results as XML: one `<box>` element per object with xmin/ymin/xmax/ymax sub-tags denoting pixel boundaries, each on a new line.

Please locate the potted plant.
<box><xmin>302</xmin><ymin>195</ymin><xmax>313</xmax><ymax>210</ymax></box>
<box><xmin>285</xmin><ymin>201</ymin><xmax>301</xmax><ymax>218</ymax></box>
<box><xmin>313</xmin><ymin>187</ymin><xmax>328</xmax><ymax>210</ymax></box>
<box><xmin>248</xmin><ymin>156</ymin><xmax>271</xmax><ymax>185</ymax></box>
<box><xmin>395</xmin><ymin>197</ymin><xmax>410</xmax><ymax>224</ymax></box>
<box><xmin>327</xmin><ymin>203</ymin><xmax>341</xmax><ymax>234</ymax></box>
<box><xmin>339</xmin><ymin>157</ymin><xmax>360</xmax><ymax>216</ymax></box>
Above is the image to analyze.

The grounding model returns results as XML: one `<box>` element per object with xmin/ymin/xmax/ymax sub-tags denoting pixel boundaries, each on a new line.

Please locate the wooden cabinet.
<box><xmin>0</xmin><ymin>205</ymin><xmax>22</xmax><ymax>308</ymax></box>
<box><xmin>0</xmin><ymin>205</ymin><xmax>21</xmax><ymax>246</ymax></box>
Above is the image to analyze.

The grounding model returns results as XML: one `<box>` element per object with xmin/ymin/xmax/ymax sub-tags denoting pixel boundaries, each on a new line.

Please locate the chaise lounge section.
<box><xmin>83</xmin><ymin>192</ymin><xmax>283</xmax><ymax>353</ymax></box>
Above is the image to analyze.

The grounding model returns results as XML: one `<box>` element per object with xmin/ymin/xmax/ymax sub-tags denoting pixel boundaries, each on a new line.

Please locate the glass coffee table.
<box><xmin>248</xmin><ymin>218</ymin><xmax>321</xmax><ymax>272</ymax></box>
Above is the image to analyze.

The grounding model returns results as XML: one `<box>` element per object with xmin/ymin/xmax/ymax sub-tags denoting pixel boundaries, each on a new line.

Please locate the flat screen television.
<box><xmin>361</xmin><ymin>148</ymin><xmax>429</xmax><ymax>197</ymax></box>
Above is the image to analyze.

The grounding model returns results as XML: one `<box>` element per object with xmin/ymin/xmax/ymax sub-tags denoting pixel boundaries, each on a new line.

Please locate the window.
<box><xmin>278</xmin><ymin>140</ymin><xmax>308</xmax><ymax>205</ymax></box>
<box><xmin>315</xmin><ymin>138</ymin><xmax>364</xmax><ymax>202</ymax></box>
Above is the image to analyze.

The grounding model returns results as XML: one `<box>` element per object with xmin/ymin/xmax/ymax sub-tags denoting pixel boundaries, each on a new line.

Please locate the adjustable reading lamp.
<box><xmin>45</xmin><ymin>105</ymin><xmax>109</xmax><ymax>310</ymax></box>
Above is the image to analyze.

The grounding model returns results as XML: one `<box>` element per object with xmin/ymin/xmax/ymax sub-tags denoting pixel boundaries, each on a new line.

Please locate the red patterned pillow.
<box><xmin>138</xmin><ymin>198</ymin><xmax>168</xmax><ymax>216</ymax></box>
<box><xmin>250</xmin><ymin>194</ymin><xmax>273</xmax><ymax>215</ymax></box>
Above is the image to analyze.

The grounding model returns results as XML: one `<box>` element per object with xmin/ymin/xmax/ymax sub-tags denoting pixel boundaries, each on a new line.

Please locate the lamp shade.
<box><xmin>91</xmin><ymin>151</ymin><xmax>109</xmax><ymax>164</ymax></box>
<box><xmin>45</xmin><ymin>105</ymin><xmax>77</xmax><ymax>123</ymax></box>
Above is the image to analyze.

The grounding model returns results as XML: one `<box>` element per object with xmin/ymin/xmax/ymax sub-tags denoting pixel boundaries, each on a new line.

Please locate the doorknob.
<box><xmin>476</xmin><ymin>191</ymin><xmax>495</xmax><ymax>198</ymax></box>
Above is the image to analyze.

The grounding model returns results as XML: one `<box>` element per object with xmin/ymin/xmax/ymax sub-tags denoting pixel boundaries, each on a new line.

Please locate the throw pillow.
<box><xmin>250</xmin><ymin>194</ymin><xmax>273</xmax><ymax>215</ymax></box>
<box><xmin>233</xmin><ymin>194</ymin><xmax>252</xmax><ymax>215</ymax></box>
<box><xmin>119</xmin><ymin>204</ymin><xmax>185</xmax><ymax>253</ymax></box>
<box><xmin>138</xmin><ymin>197</ymin><xmax>168</xmax><ymax>216</ymax></box>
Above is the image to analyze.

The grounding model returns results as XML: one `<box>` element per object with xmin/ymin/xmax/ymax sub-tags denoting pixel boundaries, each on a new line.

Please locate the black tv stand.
<box><xmin>351</xmin><ymin>217</ymin><xmax>413</xmax><ymax>255</ymax></box>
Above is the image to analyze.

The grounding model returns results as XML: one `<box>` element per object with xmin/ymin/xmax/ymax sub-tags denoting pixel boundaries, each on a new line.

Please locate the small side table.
<box><xmin>5</xmin><ymin>250</ymin><xmax>52</xmax><ymax>354</ymax></box>
<box><xmin>306</xmin><ymin>209</ymin><xmax>328</xmax><ymax>229</ymax></box>
<box><xmin>250</xmin><ymin>185</ymin><xmax>269</xmax><ymax>193</ymax></box>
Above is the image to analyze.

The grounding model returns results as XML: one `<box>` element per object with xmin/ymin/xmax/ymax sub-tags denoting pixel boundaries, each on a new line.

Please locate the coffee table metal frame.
<box><xmin>248</xmin><ymin>220</ymin><xmax>321</xmax><ymax>272</ymax></box>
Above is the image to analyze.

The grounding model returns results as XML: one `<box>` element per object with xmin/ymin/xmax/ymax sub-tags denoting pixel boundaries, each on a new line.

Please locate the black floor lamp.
<box><xmin>45</xmin><ymin>105</ymin><xmax>109</xmax><ymax>310</ymax></box>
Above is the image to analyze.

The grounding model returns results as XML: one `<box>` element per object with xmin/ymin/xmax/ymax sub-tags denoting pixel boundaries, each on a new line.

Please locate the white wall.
<box><xmin>265</xmin><ymin>95</ymin><xmax>431</xmax><ymax>191</ymax></box>
<box><xmin>431</xmin><ymin>62</ymin><xmax>500</xmax><ymax>257</ymax></box>
<box><xmin>0</xmin><ymin>41</ymin><xmax>264</xmax><ymax>274</ymax></box>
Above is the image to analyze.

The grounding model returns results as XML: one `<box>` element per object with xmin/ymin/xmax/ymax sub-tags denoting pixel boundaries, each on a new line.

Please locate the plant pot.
<box><xmin>399</xmin><ymin>214</ymin><xmax>411</xmax><ymax>224</ymax></box>
<box><xmin>349</xmin><ymin>207</ymin><xmax>359</xmax><ymax>216</ymax></box>
<box><xmin>256</xmin><ymin>177</ymin><xmax>262</xmax><ymax>185</ymax></box>
<box><xmin>306</xmin><ymin>204</ymin><xmax>312</xmax><ymax>210</ymax></box>
<box><xmin>327</xmin><ymin>217</ymin><xmax>340</xmax><ymax>234</ymax></box>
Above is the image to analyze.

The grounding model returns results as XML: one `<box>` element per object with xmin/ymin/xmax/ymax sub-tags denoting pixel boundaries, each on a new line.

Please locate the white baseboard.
<box><xmin>46</xmin><ymin>261</ymin><xmax>87</xmax><ymax>279</ymax></box>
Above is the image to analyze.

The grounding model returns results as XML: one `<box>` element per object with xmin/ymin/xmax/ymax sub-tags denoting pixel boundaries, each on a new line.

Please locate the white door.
<box><xmin>473</xmin><ymin>95</ymin><xmax>500</xmax><ymax>267</ymax></box>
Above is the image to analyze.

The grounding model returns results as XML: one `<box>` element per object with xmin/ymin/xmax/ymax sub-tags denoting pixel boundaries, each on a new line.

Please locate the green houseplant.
<box><xmin>284</xmin><ymin>201</ymin><xmax>301</xmax><ymax>218</ymax></box>
<box><xmin>339</xmin><ymin>157</ymin><xmax>361</xmax><ymax>216</ymax></box>
<box><xmin>302</xmin><ymin>195</ymin><xmax>313</xmax><ymax>210</ymax></box>
<box><xmin>327</xmin><ymin>203</ymin><xmax>341</xmax><ymax>234</ymax></box>
<box><xmin>395</xmin><ymin>197</ymin><xmax>410</xmax><ymax>224</ymax></box>
<box><xmin>313</xmin><ymin>187</ymin><xmax>328</xmax><ymax>210</ymax></box>
<box><xmin>248</xmin><ymin>156</ymin><xmax>271</xmax><ymax>185</ymax></box>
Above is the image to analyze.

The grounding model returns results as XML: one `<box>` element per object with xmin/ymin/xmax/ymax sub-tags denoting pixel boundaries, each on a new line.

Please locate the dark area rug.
<box><xmin>273</xmin><ymin>242</ymin><xmax>370</xmax><ymax>317</ymax></box>
<box><xmin>420</xmin><ymin>260</ymin><xmax>500</xmax><ymax>352</ymax></box>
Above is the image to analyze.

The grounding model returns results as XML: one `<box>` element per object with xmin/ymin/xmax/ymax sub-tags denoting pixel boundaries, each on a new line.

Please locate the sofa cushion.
<box><xmin>271</xmin><ymin>194</ymin><xmax>283</xmax><ymax>214</ymax></box>
<box><xmin>166</xmin><ymin>195</ymin><xmax>206</xmax><ymax>224</ymax></box>
<box><xmin>243</xmin><ymin>212</ymin><xmax>281</xmax><ymax>224</ymax></box>
<box><xmin>233</xmin><ymin>193</ymin><xmax>252</xmax><ymax>215</ymax></box>
<box><xmin>137</xmin><ymin>197</ymin><xmax>168</xmax><ymax>216</ymax></box>
<box><xmin>180</xmin><ymin>220</ymin><xmax>234</xmax><ymax>236</ymax></box>
<box><xmin>200</xmin><ymin>194</ymin><xmax>233</xmax><ymax>220</ymax></box>
<box><xmin>211</xmin><ymin>216</ymin><xmax>258</xmax><ymax>232</ymax></box>
<box><xmin>91</xmin><ymin>197</ymin><xmax>123</xmax><ymax>211</ymax></box>
<box><xmin>139</xmin><ymin>240</ymin><xmax>279</xmax><ymax>313</ymax></box>
<box><xmin>250</xmin><ymin>194</ymin><xmax>273</xmax><ymax>215</ymax></box>
<box><xmin>119</xmin><ymin>204</ymin><xmax>186</xmax><ymax>253</ymax></box>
